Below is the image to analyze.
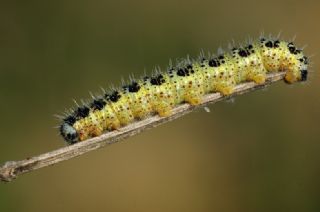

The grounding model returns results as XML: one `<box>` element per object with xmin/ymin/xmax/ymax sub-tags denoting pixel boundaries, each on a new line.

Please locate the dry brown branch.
<box><xmin>0</xmin><ymin>72</ymin><xmax>285</xmax><ymax>182</ymax></box>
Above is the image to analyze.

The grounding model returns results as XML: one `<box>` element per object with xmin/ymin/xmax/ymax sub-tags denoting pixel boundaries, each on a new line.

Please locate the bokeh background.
<box><xmin>0</xmin><ymin>0</ymin><xmax>319</xmax><ymax>211</ymax></box>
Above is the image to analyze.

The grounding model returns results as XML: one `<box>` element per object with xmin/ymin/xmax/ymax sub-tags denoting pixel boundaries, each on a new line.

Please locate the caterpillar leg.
<box><xmin>184</xmin><ymin>93</ymin><xmax>202</xmax><ymax>105</ymax></box>
<box><xmin>78</xmin><ymin>133</ymin><xmax>86</xmax><ymax>141</ymax></box>
<box><xmin>284</xmin><ymin>71</ymin><xmax>297</xmax><ymax>84</ymax></box>
<box><xmin>157</xmin><ymin>108</ymin><xmax>172</xmax><ymax>117</ymax></box>
<box><xmin>90</xmin><ymin>126</ymin><xmax>103</xmax><ymax>137</ymax></box>
<box><xmin>109</xmin><ymin>119</ymin><xmax>121</xmax><ymax>130</ymax></box>
<box><xmin>112</xmin><ymin>107</ymin><xmax>134</xmax><ymax>126</ymax></box>
<box><xmin>78</xmin><ymin>129</ymin><xmax>89</xmax><ymax>141</ymax></box>
<box><xmin>155</xmin><ymin>103</ymin><xmax>173</xmax><ymax>117</ymax></box>
<box><xmin>73</xmin><ymin>120</ymin><xmax>90</xmax><ymax>141</ymax></box>
<box><xmin>216</xmin><ymin>84</ymin><xmax>235</xmax><ymax>96</ymax></box>
<box><xmin>129</xmin><ymin>106</ymin><xmax>148</xmax><ymax>120</ymax></box>
<box><xmin>184</xmin><ymin>80</ymin><xmax>205</xmax><ymax>105</ymax></box>
<box><xmin>251</xmin><ymin>73</ymin><xmax>266</xmax><ymax>84</ymax></box>
<box><xmin>129</xmin><ymin>98</ymin><xmax>153</xmax><ymax>119</ymax></box>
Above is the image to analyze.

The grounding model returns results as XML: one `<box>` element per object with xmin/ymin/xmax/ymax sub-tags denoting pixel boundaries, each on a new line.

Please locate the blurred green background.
<box><xmin>0</xmin><ymin>0</ymin><xmax>319</xmax><ymax>211</ymax></box>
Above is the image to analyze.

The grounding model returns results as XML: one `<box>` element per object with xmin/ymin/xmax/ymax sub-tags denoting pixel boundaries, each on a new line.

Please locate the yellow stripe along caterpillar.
<box><xmin>59</xmin><ymin>35</ymin><xmax>309</xmax><ymax>144</ymax></box>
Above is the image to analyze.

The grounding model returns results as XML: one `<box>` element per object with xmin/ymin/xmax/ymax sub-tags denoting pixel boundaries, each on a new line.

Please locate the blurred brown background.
<box><xmin>0</xmin><ymin>0</ymin><xmax>319</xmax><ymax>211</ymax></box>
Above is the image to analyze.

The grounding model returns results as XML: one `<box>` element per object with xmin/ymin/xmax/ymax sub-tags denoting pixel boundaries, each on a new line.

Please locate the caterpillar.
<box><xmin>59</xmin><ymin>35</ymin><xmax>309</xmax><ymax>144</ymax></box>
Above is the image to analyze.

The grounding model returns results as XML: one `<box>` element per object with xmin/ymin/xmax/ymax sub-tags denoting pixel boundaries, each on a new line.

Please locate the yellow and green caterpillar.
<box><xmin>60</xmin><ymin>36</ymin><xmax>309</xmax><ymax>144</ymax></box>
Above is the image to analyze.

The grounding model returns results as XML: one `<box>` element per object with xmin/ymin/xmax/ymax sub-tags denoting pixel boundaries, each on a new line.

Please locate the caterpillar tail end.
<box><xmin>60</xmin><ymin>123</ymin><xmax>79</xmax><ymax>144</ymax></box>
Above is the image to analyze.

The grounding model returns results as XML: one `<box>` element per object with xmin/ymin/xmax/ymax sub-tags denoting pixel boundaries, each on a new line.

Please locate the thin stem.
<box><xmin>0</xmin><ymin>72</ymin><xmax>285</xmax><ymax>182</ymax></box>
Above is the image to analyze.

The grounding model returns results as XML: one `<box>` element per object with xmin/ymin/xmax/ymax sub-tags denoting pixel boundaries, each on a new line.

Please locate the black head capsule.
<box><xmin>300</xmin><ymin>70</ymin><xmax>308</xmax><ymax>81</ymax></box>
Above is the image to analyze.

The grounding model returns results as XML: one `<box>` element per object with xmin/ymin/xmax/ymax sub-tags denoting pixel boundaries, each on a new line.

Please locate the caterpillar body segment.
<box><xmin>59</xmin><ymin>36</ymin><xmax>309</xmax><ymax>144</ymax></box>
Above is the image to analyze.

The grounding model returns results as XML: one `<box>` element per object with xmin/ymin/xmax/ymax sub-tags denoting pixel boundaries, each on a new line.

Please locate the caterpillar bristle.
<box><xmin>58</xmin><ymin>34</ymin><xmax>310</xmax><ymax>144</ymax></box>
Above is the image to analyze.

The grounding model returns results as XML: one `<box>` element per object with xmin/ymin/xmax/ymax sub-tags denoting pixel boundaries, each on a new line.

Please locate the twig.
<box><xmin>0</xmin><ymin>72</ymin><xmax>285</xmax><ymax>182</ymax></box>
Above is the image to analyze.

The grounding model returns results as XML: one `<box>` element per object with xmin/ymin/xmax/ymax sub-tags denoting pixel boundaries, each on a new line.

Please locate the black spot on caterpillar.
<box><xmin>105</xmin><ymin>91</ymin><xmax>121</xmax><ymax>102</ymax></box>
<box><xmin>59</xmin><ymin>35</ymin><xmax>309</xmax><ymax>144</ymax></box>
<box><xmin>90</xmin><ymin>99</ymin><xmax>106</xmax><ymax>111</ymax></box>
<box><xmin>150</xmin><ymin>74</ymin><xmax>165</xmax><ymax>85</ymax></box>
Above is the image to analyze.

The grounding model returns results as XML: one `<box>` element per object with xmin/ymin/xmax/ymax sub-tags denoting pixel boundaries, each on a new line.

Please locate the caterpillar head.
<box><xmin>60</xmin><ymin>117</ymin><xmax>79</xmax><ymax>144</ymax></box>
<box><xmin>259</xmin><ymin>38</ymin><xmax>308</xmax><ymax>83</ymax></box>
<box><xmin>284</xmin><ymin>42</ymin><xmax>308</xmax><ymax>83</ymax></box>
